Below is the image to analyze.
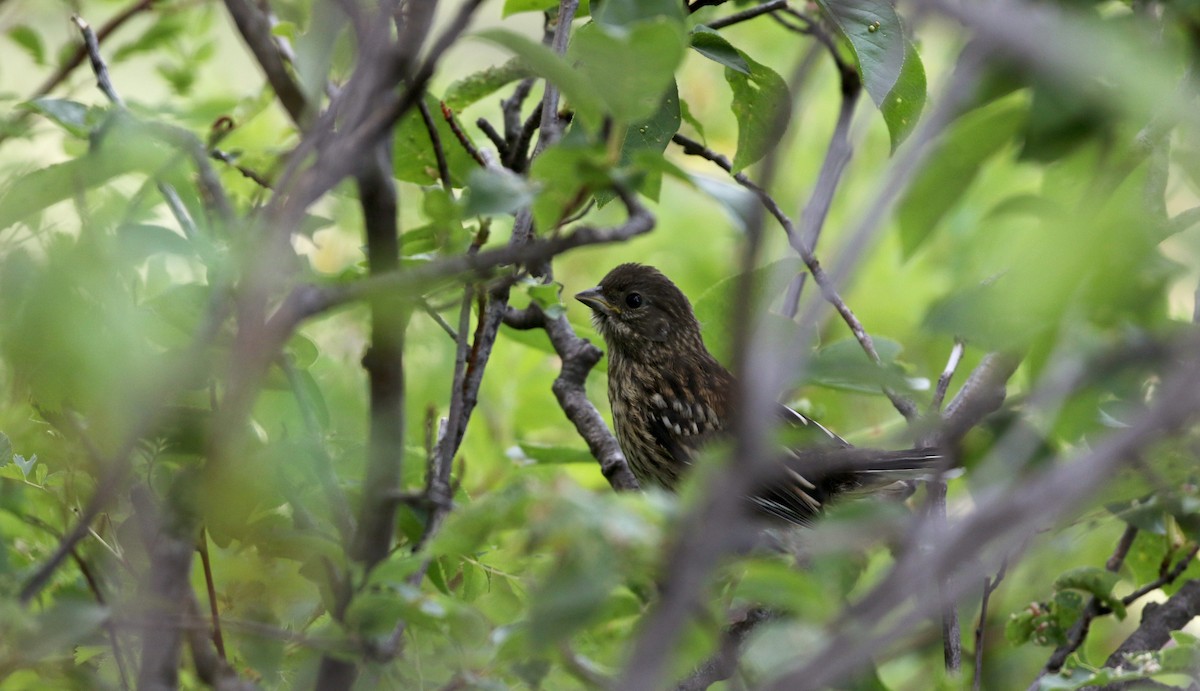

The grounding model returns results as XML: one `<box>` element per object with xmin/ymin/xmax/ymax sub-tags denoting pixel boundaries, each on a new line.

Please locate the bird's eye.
<box><xmin>625</xmin><ymin>292</ymin><xmax>643</xmax><ymax>309</ymax></box>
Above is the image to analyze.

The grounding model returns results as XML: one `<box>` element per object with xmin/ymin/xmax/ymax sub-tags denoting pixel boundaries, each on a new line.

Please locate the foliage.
<box><xmin>0</xmin><ymin>0</ymin><xmax>1199</xmax><ymax>689</ymax></box>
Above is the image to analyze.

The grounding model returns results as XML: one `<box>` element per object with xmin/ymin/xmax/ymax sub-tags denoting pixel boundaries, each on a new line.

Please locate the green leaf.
<box><xmin>116</xmin><ymin>224</ymin><xmax>194</xmax><ymax>262</ymax></box>
<box><xmin>0</xmin><ymin>432</ymin><xmax>12</xmax><ymax>466</ymax></box>
<box><xmin>725</xmin><ymin>52</ymin><xmax>791</xmax><ymax>171</ymax></box>
<box><xmin>1054</xmin><ymin>566</ymin><xmax>1125</xmax><ymax>619</ymax></box>
<box><xmin>475</xmin><ymin>28</ymin><xmax>605</xmax><ymax>128</ymax></box>
<box><xmin>815</xmin><ymin>0</ymin><xmax>928</xmax><ymax>149</ymax></box>
<box><xmin>443</xmin><ymin>58</ymin><xmax>532</xmax><ymax>111</ymax></box>
<box><xmin>527</xmin><ymin>548</ymin><xmax>617</xmax><ymax>648</ymax></box>
<box><xmin>688</xmin><ymin>27</ymin><xmax>750</xmax><ymax>74</ymax></box>
<box><xmin>680</xmin><ymin>98</ymin><xmax>706</xmax><ymax>140</ymax></box>
<box><xmin>525</xmin><ymin>280</ymin><xmax>565</xmax><ymax>319</ymax></box>
<box><xmin>462</xmin><ymin>167</ymin><xmax>536</xmax><ymax>217</ymax></box>
<box><xmin>733</xmin><ymin>559</ymin><xmax>837</xmax><ymax>617</ymax></box>
<box><xmin>692</xmin><ymin>259</ymin><xmax>803</xmax><ymax>362</ymax></box>
<box><xmin>816</xmin><ymin>0</ymin><xmax>906</xmax><ymax>111</ymax></box>
<box><xmin>20</xmin><ymin>98</ymin><xmax>104</xmax><ymax>139</ymax></box>
<box><xmin>529</xmin><ymin>140</ymin><xmax>609</xmax><ymax>231</ymax></box>
<box><xmin>1005</xmin><ymin>608</ymin><xmax>1036</xmax><ymax>645</ymax></box>
<box><xmin>879</xmin><ymin>40</ymin><xmax>926</xmax><ymax>150</ymax></box>
<box><xmin>112</xmin><ymin>14</ymin><xmax>188</xmax><ymax>61</ymax></box>
<box><xmin>393</xmin><ymin>94</ymin><xmax>479</xmax><ymax>186</ymax></box>
<box><xmin>592</xmin><ymin>0</ymin><xmax>684</xmax><ymax>27</ymax></box>
<box><xmin>596</xmin><ymin>81</ymin><xmax>682</xmax><ymax>206</ymax></box>
<box><xmin>502</xmin><ymin>0</ymin><xmax>558</xmax><ymax>16</ymax></box>
<box><xmin>689</xmin><ymin>174</ymin><xmax>757</xmax><ymax>233</ymax></box>
<box><xmin>0</xmin><ymin>122</ymin><xmax>177</xmax><ymax>231</ymax></box>
<box><xmin>516</xmin><ymin>442</ymin><xmax>596</xmax><ymax>465</ymax></box>
<box><xmin>896</xmin><ymin>95</ymin><xmax>1027</xmax><ymax>257</ymax></box>
<box><xmin>7</xmin><ymin>26</ymin><xmax>45</xmax><ymax>65</ymax></box>
<box><xmin>808</xmin><ymin>337</ymin><xmax>912</xmax><ymax>394</ymax></box>
<box><xmin>13</xmin><ymin>454</ymin><xmax>36</xmax><ymax>479</ymax></box>
<box><xmin>568</xmin><ymin>20</ymin><xmax>687</xmax><ymax>124</ymax></box>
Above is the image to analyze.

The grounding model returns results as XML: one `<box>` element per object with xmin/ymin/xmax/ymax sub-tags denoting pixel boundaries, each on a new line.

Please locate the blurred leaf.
<box><xmin>689</xmin><ymin>27</ymin><xmax>749</xmax><ymax>74</ymax></box>
<box><xmin>529</xmin><ymin>140</ymin><xmax>609</xmax><ymax>231</ymax></box>
<box><xmin>592</xmin><ymin>0</ymin><xmax>683</xmax><ymax>26</ymax></box>
<box><xmin>0</xmin><ymin>432</ymin><xmax>11</xmax><ymax>465</ymax></box>
<box><xmin>462</xmin><ymin>167</ymin><xmax>536</xmax><ymax>217</ymax></box>
<box><xmin>689</xmin><ymin>174</ymin><xmax>758</xmax><ymax>233</ymax></box>
<box><xmin>7</xmin><ymin>26</ymin><xmax>45</xmax><ymax>65</ymax></box>
<box><xmin>897</xmin><ymin>95</ymin><xmax>1027</xmax><ymax>257</ymax></box>
<box><xmin>596</xmin><ymin>81</ymin><xmax>682</xmax><ymax>206</ymax></box>
<box><xmin>502</xmin><ymin>0</ymin><xmax>558</xmax><ymax>15</ymax></box>
<box><xmin>733</xmin><ymin>559</ymin><xmax>837</xmax><ymax>617</ymax></box>
<box><xmin>692</xmin><ymin>259</ymin><xmax>803</xmax><ymax>362</ymax></box>
<box><xmin>1021</xmin><ymin>77</ymin><xmax>1114</xmax><ymax>162</ymax></box>
<box><xmin>527</xmin><ymin>547</ymin><xmax>617</xmax><ymax>648</ymax></box>
<box><xmin>1054</xmin><ymin>566</ymin><xmax>1125</xmax><ymax>619</ymax></box>
<box><xmin>568</xmin><ymin>20</ymin><xmax>686</xmax><ymax>124</ymax></box>
<box><xmin>116</xmin><ymin>224</ymin><xmax>194</xmax><ymax>262</ymax></box>
<box><xmin>112</xmin><ymin>14</ymin><xmax>187</xmax><ymax>61</ymax></box>
<box><xmin>725</xmin><ymin>51</ymin><xmax>791</xmax><ymax>171</ymax></box>
<box><xmin>808</xmin><ymin>337</ymin><xmax>912</xmax><ymax>394</ymax></box>
<box><xmin>12</xmin><ymin>454</ymin><xmax>36</xmax><ymax>479</ymax></box>
<box><xmin>292</xmin><ymin>1</ymin><xmax>345</xmax><ymax>104</ymax></box>
<box><xmin>0</xmin><ymin>120</ymin><xmax>176</xmax><ymax>231</ymax></box>
<box><xmin>476</xmin><ymin>28</ymin><xmax>605</xmax><ymax>128</ymax></box>
<box><xmin>516</xmin><ymin>442</ymin><xmax>596</xmax><ymax>465</ymax></box>
<box><xmin>443</xmin><ymin>58</ymin><xmax>532</xmax><ymax>111</ymax></box>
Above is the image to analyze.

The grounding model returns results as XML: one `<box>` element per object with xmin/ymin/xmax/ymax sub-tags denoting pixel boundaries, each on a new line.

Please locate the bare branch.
<box><xmin>973</xmin><ymin>559</ymin><xmax>1008</xmax><ymax>691</ymax></box>
<box><xmin>502</xmin><ymin>304</ymin><xmax>639</xmax><ymax>491</ymax></box>
<box><xmin>706</xmin><ymin>0</ymin><xmax>787</xmax><ymax>30</ymax></box>
<box><xmin>931</xmin><ymin>339</ymin><xmax>966</xmax><ymax>412</ymax></box>
<box><xmin>222</xmin><ymin>0</ymin><xmax>311</xmax><ymax>127</ymax></box>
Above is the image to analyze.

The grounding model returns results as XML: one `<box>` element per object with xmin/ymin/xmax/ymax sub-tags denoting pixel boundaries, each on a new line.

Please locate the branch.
<box><xmin>674</xmin><ymin>607</ymin><xmax>775</xmax><ymax>690</ymax></box>
<box><xmin>1039</xmin><ymin>524</ymin><xmax>1140</xmax><ymax>675</ymax></box>
<box><xmin>502</xmin><ymin>304</ymin><xmax>639</xmax><ymax>491</ymax></box>
<box><xmin>706</xmin><ymin>0</ymin><xmax>787</xmax><ymax>30</ymax></box>
<box><xmin>0</xmin><ymin>0</ymin><xmax>158</xmax><ymax>147</ymax></box>
<box><xmin>973</xmin><ymin>559</ymin><xmax>1008</xmax><ymax>691</ymax></box>
<box><xmin>763</xmin><ymin>336</ymin><xmax>1200</xmax><ymax>691</ymax></box>
<box><xmin>671</xmin><ymin>133</ymin><xmax>919</xmax><ymax>421</ymax></box>
<box><xmin>131</xmin><ymin>485</ymin><xmax>201</xmax><ymax>690</ymax></box>
<box><xmin>1103</xmin><ymin>579</ymin><xmax>1200</xmax><ymax>683</ymax></box>
<box><xmin>223</xmin><ymin>0</ymin><xmax>311</xmax><ymax>126</ymax></box>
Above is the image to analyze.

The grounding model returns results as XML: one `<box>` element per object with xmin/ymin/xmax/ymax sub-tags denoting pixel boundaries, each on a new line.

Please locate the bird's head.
<box><xmin>574</xmin><ymin>263</ymin><xmax>704</xmax><ymax>355</ymax></box>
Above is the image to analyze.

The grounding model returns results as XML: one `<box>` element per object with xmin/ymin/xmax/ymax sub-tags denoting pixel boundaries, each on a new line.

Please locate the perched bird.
<box><xmin>575</xmin><ymin>263</ymin><xmax>942</xmax><ymax>525</ymax></box>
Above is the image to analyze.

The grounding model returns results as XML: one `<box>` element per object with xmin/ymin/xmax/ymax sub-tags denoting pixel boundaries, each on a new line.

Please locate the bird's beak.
<box><xmin>575</xmin><ymin>287</ymin><xmax>619</xmax><ymax>316</ymax></box>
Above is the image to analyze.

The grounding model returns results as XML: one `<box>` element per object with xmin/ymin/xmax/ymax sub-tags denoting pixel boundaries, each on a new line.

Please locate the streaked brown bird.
<box><xmin>575</xmin><ymin>263</ymin><xmax>941</xmax><ymax>525</ymax></box>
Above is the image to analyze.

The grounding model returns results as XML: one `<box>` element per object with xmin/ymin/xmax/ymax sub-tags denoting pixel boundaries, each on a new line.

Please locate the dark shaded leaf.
<box><xmin>689</xmin><ymin>27</ymin><xmax>750</xmax><ymax>74</ymax></box>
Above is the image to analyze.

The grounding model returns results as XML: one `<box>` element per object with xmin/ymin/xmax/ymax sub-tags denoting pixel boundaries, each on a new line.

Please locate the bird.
<box><xmin>575</xmin><ymin>263</ymin><xmax>943</xmax><ymax>525</ymax></box>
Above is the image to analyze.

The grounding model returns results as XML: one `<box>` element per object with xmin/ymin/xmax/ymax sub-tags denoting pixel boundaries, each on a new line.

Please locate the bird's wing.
<box><xmin>777</xmin><ymin>403</ymin><xmax>851</xmax><ymax>448</ymax></box>
<box><xmin>644</xmin><ymin>388</ymin><xmax>726</xmax><ymax>466</ymax></box>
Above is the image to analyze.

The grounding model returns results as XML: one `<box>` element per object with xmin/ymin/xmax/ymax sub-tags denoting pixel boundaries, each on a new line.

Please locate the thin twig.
<box><xmin>440</xmin><ymin>101</ymin><xmax>486</xmax><ymax>167</ymax></box>
<box><xmin>196</xmin><ymin>529</ymin><xmax>227</xmax><ymax>661</ymax></box>
<box><xmin>706</xmin><ymin>0</ymin><xmax>787</xmax><ymax>30</ymax></box>
<box><xmin>671</xmin><ymin>133</ymin><xmax>918</xmax><ymax>420</ymax></box>
<box><xmin>1039</xmin><ymin>523</ymin><xmax>1138</xmax><ymax>675</ymax></box>
<box><xmin>0</xmin><ymin>0</ymin><xmax>158</xmax><ymax>147</ymax></box>
<box><xmin>973</xmin><ymin>559</ymin><xmax>1009</xmax><ymax>691</ymax></box>
<box><xmin>932</xmin><ymin>339</ymin><xmax>967</xmax><ymax>412</ymax></box>
<box><xmin>418</xmin><ymin>99</ymin><xmax>455</xmax><ymax>192</ymax></box>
